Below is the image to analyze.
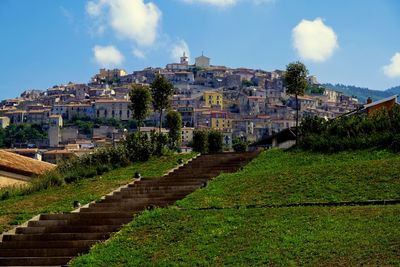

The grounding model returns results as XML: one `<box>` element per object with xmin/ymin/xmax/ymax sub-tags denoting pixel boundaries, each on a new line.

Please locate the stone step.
<box><xmin>2</xmin><ymin>232</ymin><xmax>111</xmax><ymax>242</ymax></box>
<box><xmin>39</xmin><ymin>212</ymin><xmax>134</xmax><ymax>220</ymax></box>
<box><xmin>0</xmin><ymin>257</ymin><xmax>72</xmax><ymax>266</ymax></box>
<box><xmin>28</xmin><ymin>217</ymin><xmax>131</xmax><ymax>227</ymax></box>
<box><xmin>15</xmin><ymin>224</ymin><xmax>120</xmax><ymax>234</ymax></box>
<box><xmin>0</xmin><ymin>240</ymin><xmax>98</xmax><ymax>249</ymax></box>
<box><xmin>0</xmin><ymin>247</ymin><xmax>83</xmax><ymax>257</ymax></box>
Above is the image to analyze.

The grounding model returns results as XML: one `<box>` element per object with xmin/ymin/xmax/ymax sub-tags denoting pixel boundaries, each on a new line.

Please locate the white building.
<box><xmin>195</xmin><ymin>53</ymin><xmax>210</xmax><ymax>68</ymax></box>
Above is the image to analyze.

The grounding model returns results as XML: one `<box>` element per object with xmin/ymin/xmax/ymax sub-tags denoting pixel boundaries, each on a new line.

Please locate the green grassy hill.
<box><xmin>70</xmin><ymin>149</ymin><xmax>400</xmax><ymax>266</ymax></box>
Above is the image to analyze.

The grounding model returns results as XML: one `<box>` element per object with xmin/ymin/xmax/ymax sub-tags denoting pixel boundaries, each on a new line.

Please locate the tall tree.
<box><xmin>165</xmin><ymin>110</ymin><xmax>182</xmax><ymax>150</ymax></box>
<box><xmin>129</xmin><ymin>84</ymin><xmax>152</xmax><ymax>133</ymax></box>
<box><xmin>284</xmin><ymin>61</ymin><xmax>309</xmax><ymax>144</ymax></box>
<box><xmin>150</xmin><ymin>75</ymin><xmax>174</xmax><ymax>132</ymax></box>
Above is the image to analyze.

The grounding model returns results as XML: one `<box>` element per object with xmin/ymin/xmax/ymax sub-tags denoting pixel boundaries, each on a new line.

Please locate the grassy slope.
<box><xmin>70</xmin><ymin>149</ymin><xmax>400</xmax><ymax>266</ymax></box>
<box><xmin>178</xmin><ymin>149</ymin><xmax>400</xmax><ymax>208</ymax></box>
<box><xmin>0</xmin><ymin>153</ymin><xmax>195</xmax><ymax>234</ymax></box>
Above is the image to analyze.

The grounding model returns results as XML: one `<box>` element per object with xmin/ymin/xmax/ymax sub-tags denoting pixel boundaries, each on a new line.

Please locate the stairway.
<box><xmin>0</xmin><ymin>151</ymin><xmax>260</xmax><ymax>266</ymax></box>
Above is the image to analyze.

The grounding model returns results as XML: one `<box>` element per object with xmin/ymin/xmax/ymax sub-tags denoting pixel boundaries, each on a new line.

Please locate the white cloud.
<box><xmin>181</xmin><ymin>0</ymin><xmax>237</xmax><ymax>7</ymax></box>
<box><xmin>181</xmin><ymin>0</ymin><xmax>273</xmax><ymax>7</ymax></box>
<box><xmin>170</xmin><ymin>40</ymin><xmax>190</xmax><ymax>63</ymax></box>
<box><xmin>383</xmin><ymin>52</ymin><xmax>400</xmax><ymax>78</ymax></box>
<box><xmin>93</xmin><ymin>45</ymin><xmax>124</xmax><ymax>67</ymax></box>
<box><xmin>133</xmin><ymin>48</ymin><xmax>146</xmax><ymax>59</ymax></box>
<box><xmin>86</xmin><ymin>0</ymin><xmax>161</xmax><ymax>47</ymax></box>
<box><xmin>292</xmin><ymin>18</ymin><xmax>338</xmax><ymax>62</ymax></box>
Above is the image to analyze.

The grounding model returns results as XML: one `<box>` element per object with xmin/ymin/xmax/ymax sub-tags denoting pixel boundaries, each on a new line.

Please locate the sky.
<box><xmin>0</xmin><ymin>0</ymin><xmax>400</xmax><ymax>100</ymax></box>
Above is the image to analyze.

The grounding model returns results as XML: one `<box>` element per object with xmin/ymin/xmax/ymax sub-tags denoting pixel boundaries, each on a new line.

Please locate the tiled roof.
<box><xmin>0</xmin><ymin>150</ymin><xmax>55</xmax><ymax>177</ymax></box>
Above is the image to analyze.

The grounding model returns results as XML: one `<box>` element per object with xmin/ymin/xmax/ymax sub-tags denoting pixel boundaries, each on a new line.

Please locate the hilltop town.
<box><xmin>0</xmin><ymin>52</ymin><xmax>360</xmax><ymax>162</ymax></box>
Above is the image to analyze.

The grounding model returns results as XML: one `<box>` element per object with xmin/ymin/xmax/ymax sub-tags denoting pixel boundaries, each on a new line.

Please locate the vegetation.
<box><xmin>299</xmin><ymin>106</ymin><xmax>400</xmax><ymax>152</ymax></box>
<box><xmin>71</xmin><ymin>149</ymin><xmax>400</xmax><ymax>266</ymax></box>
<box><xmin>241</xmin><ymin>79</ymin><xmax>254</xmax><ymax>87</ymax></box>
<box><xmin>65</xmin><ymin>116</ymin><xmax>138</xmax><ymax>135</ymax></box>
<box><xmin>0</xmin><ymin>124</ymin><xmax>47</xmax><ymax>148</ymax></box>
<box><xmin>232</xmin><ymin>138</ymin><xmax>248</xmax><ymax>152</ymax></box>
<box><xmin>284</xmin><ymin>61</ymin><xmax>309</xmax><ymax>144</ymax></box>
<box><xmin>129</xmin><ymin>84</ymin><xmax>152</xmax><ymax>133</ymax></box>
<box><xmin>306</xmin><ymin>84</ymin><xmax>325</xmax><ymax>95</ymax></box>
<box><xmin>165</xmin><ymin>110</ymin><xmax>182</xmax><ymax>150</ymax></box>
<box><xmin>151</xmin><ymin>75</ymin><xmax>174</xmax><ymax>131</ymax></box>
<box><xmin>0</xmin><ymin>152</ymin><xmax>195</xmax><ymax>234</ymax></box>
<box><xmin>207</xmin><ymin>130</ymin><xmax>223</xmax><ymax>153</ymax></box>
<box><xmin>192</xmin><ymin>130</ymin><xmax>208</xmax><ymax>154</ymax></box>
<box><xmin>192</xmin><ymin>129</ymin><xmax>223</xmax><ymax>154</ymax></box>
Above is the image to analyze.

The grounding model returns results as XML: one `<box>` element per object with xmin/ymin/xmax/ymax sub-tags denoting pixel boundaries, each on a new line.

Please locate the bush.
<box><xmin>233</xmin><ymin>140</ymin><xmax>247</xmax><ymax>152</ymax></box>
<box><xmin>299</xmin><ymin>107</ymin><xmax>400</xmax><ymax>152</ymax></box>
<box><xmin>193</xmin><ymin>130</ymin><xmax>208</xmax><ymax>154</ymax></box>
<box><xmin>208</xmin><ymin>130</ymin><xmax>223</xmax><ymax>153</ymax></box>
<box><xmin>151</xmin><ymin>131</ymin><xmax>169</xmax><ymax>156</ymax></box>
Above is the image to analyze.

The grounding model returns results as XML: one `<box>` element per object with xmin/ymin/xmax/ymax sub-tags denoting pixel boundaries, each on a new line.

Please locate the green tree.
<box><xmin>208</xmin><ymin>130</ymin><xmax>223</xmax><ymax>153</ymax></box>
<box><xmin>151</xmin><ymin>75</ymin><xmax>174</xmax><ymax>132</ymax></box>
<box><xmin>165</xmin><ymin>110</ymin><xmax>182</xmax><ymax>150</ymax></box>
<box><xmin>284</xmin><ymin>61</ymin><xmax>309</xmax><ymax>144</ymax></box>
<box><xmin>129</xmin><ymin>84</ymin><xmax>152</xmax><ymax>133</ymax></box>
<box><xmin>193</xmin><ymin>130</ymin><xmax>208</xmax><ymax>154</ymax></box>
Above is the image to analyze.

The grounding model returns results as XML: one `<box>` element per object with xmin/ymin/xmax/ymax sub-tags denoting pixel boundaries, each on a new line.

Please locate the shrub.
<box><xmin>193</xmin><ymin>130</ymin><xmax>208</xmax><ymax>154</ymax></box>
<box><xmin>233</xmin><ymin>140</ymin><xmax>247</xmax><ymax>152</ymax></box>
<box><xmin>208</xmin><ymin>130</ymin><xmax>223</xmax><ymax>153</ymax></box>
<box><xmin>299</xmin><ymin>107</ymin><xmax>400</xmax><ymax>152</ymax></box>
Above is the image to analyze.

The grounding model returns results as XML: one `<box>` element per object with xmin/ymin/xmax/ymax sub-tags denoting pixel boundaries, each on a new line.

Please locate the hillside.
<box><xmin>70</xmin><ymin>149</ymin><xmax>400</xmax><ymax>266</ymax></box>
<box><xmin>323</xmin><ymin>83</ymin><xmax>393</xmax><ymax>103</ymax></box>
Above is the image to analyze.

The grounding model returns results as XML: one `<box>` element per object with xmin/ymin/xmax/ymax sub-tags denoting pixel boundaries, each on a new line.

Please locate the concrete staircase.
<box><xmin>0</xmin><ymin>151</ymin><xmax>260</xmax><ymax>266</ymax></box>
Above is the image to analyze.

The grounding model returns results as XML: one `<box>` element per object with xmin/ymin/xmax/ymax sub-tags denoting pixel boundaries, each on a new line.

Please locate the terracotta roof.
<box><xmin>0</xmin><ymin>150</ymin><xmax>55</xmax><ymax>177</ymax></box>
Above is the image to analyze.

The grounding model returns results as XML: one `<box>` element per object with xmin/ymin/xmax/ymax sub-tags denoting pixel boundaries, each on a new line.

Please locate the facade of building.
<box><xmin>95</xmin><ymin>100</ymin><xmax>130</xmax><ymax>121</ymax></box>
<box><xmin>195</xmin><ymin>54</ymin><xmax>210</xmax><ymax>68</ymax></box>
<box><xmin>203</xmin><ymin>91</ymin><xmax>223</xmax><ymax>109</ymax></box>
<box><xmin>0</xmin><ymin>117</ymin><xmax>10</xmax><ymax>129</ymax></box>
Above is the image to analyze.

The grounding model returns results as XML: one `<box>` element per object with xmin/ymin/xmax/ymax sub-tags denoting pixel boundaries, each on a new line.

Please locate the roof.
<box><xmin>363</xmin><ymin>95</ymin><xmax>398</xmax><ymax>109</ymax></box>
<box><xmin>95</xmin><ymin>99</ymin><xmax>130</xmax><ymax>103</ymax></box>
<box><xmin>0</xmin><ymin>150</ymin><xmax>55</xmax><ymax>177</ymax></box>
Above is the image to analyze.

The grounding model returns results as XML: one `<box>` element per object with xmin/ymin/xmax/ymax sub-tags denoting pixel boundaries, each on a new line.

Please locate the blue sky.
<box><xmin>0</xmin><ymin>0</ymin><xmax>400</xmax><ymax>100</ymax></box>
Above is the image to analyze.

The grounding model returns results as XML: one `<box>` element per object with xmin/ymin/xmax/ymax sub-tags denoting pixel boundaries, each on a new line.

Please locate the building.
<box><xmin>0</xmin><ymin>150</ymin><xmax>55</xmax><ymax>188</ymax></box>
<box><xmin>181</xmin><ymin>127</ymin><xmax>194</xmax><ymax>146</ymax></box>
<box><xmin>91</xmin><ymin>68</ymin><xmax>128</xmax><ymax>83</ymax></box>
<box><xmin>210</xmin><ymin>111</ymin><xmax>232</xmax><ymax>130</ymax></box>
<box><xmin>94</xmin><ymin>99</ymin><xmax>131</xmax><ymax>121</ymax></box>
<box><xmin>5</xmin><ymin>110</ymin><xmax>26</xmax><ymax>124</ymax></box>
<box><xmin>166</xmin><ymin>52</ymin><xmax>190</xmax><ymax>71</ymax></box>
<box><xmin>26</xmin><ymin>109</ymin><xmax>51</xmax><ymax>125</ymax></box>
<box><xmin>0</xmin><ymin>117</ymin><xmax>10</xmax><ymax>129</ymax></box>
<box><xmin>362</xmin><ymin>95</ymin><xmax>398</xmax><ymax>115</ymax></box>
<box><xmin>203</xmin><ymin>91</ymin><xmax>223</xmax><ymax>109</ymax></box>
<box><xmin>195</xmin><ymin>53</ymin><xmax>210</xmax><ymax>68</ymax></box>
<box><xmin>177</xmin><ymin>106</ymin><xmax>195</xmax><ymax>127</ymax></box>
<box><xmin>48</xmin><ymin>115</ymin><xmax>63</xmax><ymax>148</ymax></box>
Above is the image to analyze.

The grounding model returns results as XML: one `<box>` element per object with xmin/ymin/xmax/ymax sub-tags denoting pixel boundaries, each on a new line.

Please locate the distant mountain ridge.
<box><xmin>322</xmin><ymin>83</ymin><xmax>400</xmax><ymax>104</ymax></box>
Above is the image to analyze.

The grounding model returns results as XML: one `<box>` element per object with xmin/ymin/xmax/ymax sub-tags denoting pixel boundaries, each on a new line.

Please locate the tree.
<box><xmin>151</xmin><ymin>75</ymin><xmax>174</xmax><ymax>132</ymax></box>
<box><xmin>208</xmin><ymin>130</ymin><xmax>223</xmax><ymax>153</ymax></box>
<box><xmin>129</xmin><ymin>84</ymin><xmax>152</xmax><ymax>133</ymax></box>
<box><xmin>284</xmin><ymin>61</ymin><xmax>309</xmax><ymax>144</ymax></box>
<box><xmin>165</xmin><ymin>110</ymin><xmax>182</xmax><ymax>150</ymax></box>
<box><xmin>193</xmin><ymin>130</ymin><xmax>208</xmax><ymax>154</ymax></box>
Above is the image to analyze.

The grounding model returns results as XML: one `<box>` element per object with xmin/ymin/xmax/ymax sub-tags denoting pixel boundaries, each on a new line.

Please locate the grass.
<box><xmin>177</xmin><ymin>149</ymin><xmax>400</xmax><ymax>208</ymax></box>
<box><xmin>71</xmin><ymin>206</ymin><xmax>400</xmax><ymax>266</ymax></box>
<box><xmin>70</xmin><ymin>149</ymin><xmax>400</xmax><ymax>266</ymax></box>
<box><xmin>0</xmin><ymin>152</ymin><xmax>196</xmax><ymax>234</ymax></box>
